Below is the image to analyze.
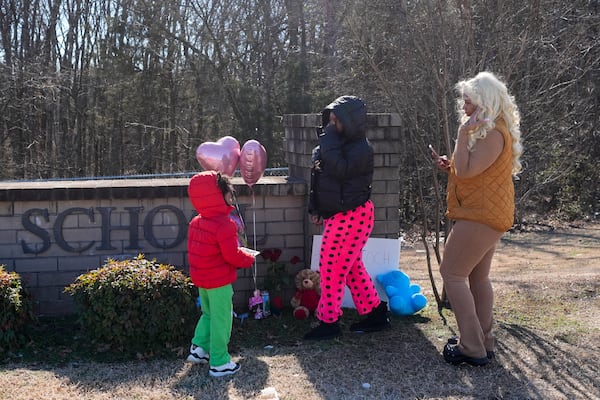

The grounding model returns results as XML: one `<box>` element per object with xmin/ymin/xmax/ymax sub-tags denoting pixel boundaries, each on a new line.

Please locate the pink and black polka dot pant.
<box><xmin>316</xmin><ymin>200</ymin><xmax>381</xmax><ymax>323</ymax></box>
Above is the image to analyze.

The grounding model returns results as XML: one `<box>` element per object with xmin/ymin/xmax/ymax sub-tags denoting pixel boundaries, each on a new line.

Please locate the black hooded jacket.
<box><xmin>308</xmin><ymin>95</ymin><xmax>374</xmax><ymax>219</ymax></box>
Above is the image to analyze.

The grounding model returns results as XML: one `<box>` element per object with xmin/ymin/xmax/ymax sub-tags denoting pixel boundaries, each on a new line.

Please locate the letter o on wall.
<box><xmin>143</xmin><ymin>205</ymin><xmax>187</xmax><ymax>249</ymax></box>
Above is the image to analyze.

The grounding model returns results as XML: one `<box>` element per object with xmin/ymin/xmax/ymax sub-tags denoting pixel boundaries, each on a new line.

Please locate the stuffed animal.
<box><xmin>290</xmin><ymin>269</ymin><xmax>321</xmax><ymax>319</ymax></box>
<box><xmin>377</xmin><ymin>270</ymin><xmax>427</xmax><ymax>316</ymax></box>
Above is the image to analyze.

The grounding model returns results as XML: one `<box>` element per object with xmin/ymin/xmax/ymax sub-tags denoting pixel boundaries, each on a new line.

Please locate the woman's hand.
<box><xmin>429</xmin><ymin>145</ymin><xmax>450</xmax><ymax>172</ymax></box>
<box><xmin>458</xmin><ymin>107</ymin><xmax>489</xmax><ymax>136</ymax></box>
<box><xmin>436</xmin><ymin>155</ymin><xmax>450</xmax><ymax>172</ymax></box>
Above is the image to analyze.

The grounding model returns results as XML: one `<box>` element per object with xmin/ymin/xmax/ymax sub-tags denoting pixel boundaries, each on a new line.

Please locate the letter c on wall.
<box><xmin>143</xmin><ymin>205</ymin><xmax>187</xmax><ymax>249</ymax></box>
<box><xmin>54</xmin><ymin>207</ymin><xmax>95</xmax><ymax>253</ymax></box>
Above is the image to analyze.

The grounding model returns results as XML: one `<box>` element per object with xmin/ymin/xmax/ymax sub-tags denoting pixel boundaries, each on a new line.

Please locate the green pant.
<box><xmin>192</xmin><ymin>284</ymin><xmax>233</xmax><ymax>366</ymax></box>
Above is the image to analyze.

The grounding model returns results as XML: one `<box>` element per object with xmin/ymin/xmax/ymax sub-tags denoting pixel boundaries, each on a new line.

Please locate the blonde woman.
<box><xmin>432</xmin><ymin>71</ymin><xmax>523</xmax><ymax>366</ymax></box>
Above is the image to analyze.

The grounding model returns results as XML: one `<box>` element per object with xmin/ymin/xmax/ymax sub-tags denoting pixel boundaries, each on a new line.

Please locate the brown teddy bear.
<box><xmin>290</xmin><ymin>269</ymin><xmax>321</xmax><ymax>319</ymax></box>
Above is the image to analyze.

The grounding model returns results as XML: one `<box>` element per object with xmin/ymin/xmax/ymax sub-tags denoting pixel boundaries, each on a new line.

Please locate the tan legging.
<box><xmin>440</xmin><ymin>220</ymin><xmax>503</xmax><ymax>359</ymax></box>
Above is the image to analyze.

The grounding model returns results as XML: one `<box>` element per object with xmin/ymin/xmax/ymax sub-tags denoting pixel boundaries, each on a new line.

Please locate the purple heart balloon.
<box><xmin>240</xmin><ymin>140</ymin><xmax>267</xmax><ymax>186</ymax></box>
<box><xmin>195</xmin><ymin>136</ymin><xmax>241</xmax><ymax>176</ymax></box>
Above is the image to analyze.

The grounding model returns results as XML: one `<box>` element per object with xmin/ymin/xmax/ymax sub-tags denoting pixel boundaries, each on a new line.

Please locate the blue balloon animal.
<box><xmin>377</xmin><ymin>270</ymin><xmax>427</xmax><ymax>316</ymax></box>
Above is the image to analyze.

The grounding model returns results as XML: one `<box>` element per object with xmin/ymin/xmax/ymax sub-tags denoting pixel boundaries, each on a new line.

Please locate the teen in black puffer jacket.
<box><xmin>304</xmin><ymin>95</ymin><xmax>389</xmax><ymax>341</ymax></box>
<box><xmin>308</xmin><ymin>95</ymin><xmax>374</xmax><ymax>219</ymax></box>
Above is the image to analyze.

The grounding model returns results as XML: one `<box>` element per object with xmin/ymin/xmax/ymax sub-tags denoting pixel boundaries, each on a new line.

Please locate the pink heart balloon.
<box><xmin>240</xmin><ymin>140</ymin><xmax>267</xmax><ymax>186</ymax></box>
<box><xmin>195</xmin><ymin>136</ymin><xmax>241</xmax><ymax>176</ymax></box>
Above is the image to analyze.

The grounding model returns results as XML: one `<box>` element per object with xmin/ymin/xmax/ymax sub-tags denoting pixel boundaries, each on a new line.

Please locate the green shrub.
<box><xmin>0</xmin><ymin>266</ymin><xmax>36</xmax><ymax>352</ymax></box>
<box><xmin>65</xmin><ymin>255</ymin><xmax>197</xmax><ymax>353</ymax></box>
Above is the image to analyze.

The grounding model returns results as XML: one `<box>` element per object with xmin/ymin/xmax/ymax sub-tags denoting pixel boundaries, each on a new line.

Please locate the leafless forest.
<box><xmin>1</xmin><ymin>0</ymin><xmax>598</xmax><ymax>220</ymax></box>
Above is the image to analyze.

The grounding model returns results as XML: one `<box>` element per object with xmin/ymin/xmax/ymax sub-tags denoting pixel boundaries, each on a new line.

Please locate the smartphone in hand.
<box><xmin>428</xmin><ymin>144</ymin><xmax>439</xmax><ymax>158</ymax></box>
<box><xmin>429</xmin><ymin>144</ymin><xmax>450</xmax><ymax>170</ymax></box>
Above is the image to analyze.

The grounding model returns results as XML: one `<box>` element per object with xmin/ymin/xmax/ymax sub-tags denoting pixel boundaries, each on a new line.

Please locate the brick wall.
<box><xmin>0</xmin><ymin>113</ymin><xmax>401</xmax><ymax>316</ymax></box>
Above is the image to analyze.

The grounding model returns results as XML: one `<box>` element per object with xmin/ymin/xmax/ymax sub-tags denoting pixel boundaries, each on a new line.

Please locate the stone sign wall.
<box><xmin>0</xmin><ymin>113</ymin><xmax>401</xmax><ymax>315</ymax></box>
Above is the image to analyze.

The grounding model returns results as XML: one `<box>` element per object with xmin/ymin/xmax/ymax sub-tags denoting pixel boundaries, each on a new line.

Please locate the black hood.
<box><xmin>321</xmin><ymin>95</ymin><xmax>367</xmax><ymax>141</ymax></box>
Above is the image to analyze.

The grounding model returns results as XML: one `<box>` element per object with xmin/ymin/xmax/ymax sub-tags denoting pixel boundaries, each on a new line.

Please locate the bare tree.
<box><xmin>0</xmin><ymin>0</ymin><xmax>597</xmax><ymax>223</ymax></box>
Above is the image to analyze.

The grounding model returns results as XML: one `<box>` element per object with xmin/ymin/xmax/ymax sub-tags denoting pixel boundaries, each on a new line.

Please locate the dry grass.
<box><xmin>1</xmin><ymin>223</ymin><xmax>599</xmax><ymax>400</ymax></box>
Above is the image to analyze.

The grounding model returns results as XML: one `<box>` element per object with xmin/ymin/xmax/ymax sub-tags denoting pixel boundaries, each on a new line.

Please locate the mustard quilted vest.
<box><xmin>446</xmin><ymin>118</ymin><xmax>515</xmax><ymax>232</ymax></box>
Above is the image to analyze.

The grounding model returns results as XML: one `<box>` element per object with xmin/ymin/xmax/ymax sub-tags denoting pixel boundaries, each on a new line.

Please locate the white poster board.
<box><xmin>310</xmin><ymin>235</ymin><xmax>401</xmax><ymax>308</ymax></box>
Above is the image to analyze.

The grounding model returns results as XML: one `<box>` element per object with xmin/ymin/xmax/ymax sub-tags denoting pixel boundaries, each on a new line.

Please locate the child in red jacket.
<box><xmin>186</xmin><ymin>171</ymin><xmax>255</xmax><ymax>377</ymax></box>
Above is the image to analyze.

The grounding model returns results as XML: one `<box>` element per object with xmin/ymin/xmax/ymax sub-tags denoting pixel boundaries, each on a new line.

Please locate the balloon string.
<box><xmin>233</xmin><ymin>189</ymin><xmax>257</xmax><ymax>292</ymax></box>
<box><xmin>251</xmin><ymin>187</ymin><xmax>258</xmax><ymax>291</ymax></box>
<box><xmin>233</xmin><ymin>195</ymin><xmax>248</xmax><ymax>245</ymax></box>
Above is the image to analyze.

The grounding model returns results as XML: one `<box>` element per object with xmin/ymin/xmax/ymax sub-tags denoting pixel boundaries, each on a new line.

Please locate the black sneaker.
<box><xmin>443</xmin><ymin>343</ymin><xmax>489</xmax><ymax>366</ymax></box>
<box><xmin>349</xmin><ymin>301</ymin><xmax>391</xmax><ymax>333</ymax></box>
<box><xmin>304</xmin><ymin>321</ymin><xmax>342</xmax><ymax>340</ymax></box>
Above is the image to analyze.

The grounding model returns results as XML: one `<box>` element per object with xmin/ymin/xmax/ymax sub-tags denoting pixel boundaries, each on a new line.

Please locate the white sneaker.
<box><xmin>209</xmin><ymin>361</ymin><xmax>241</xmax><ymax>377</ymax></box>
<box><xmin>186</xmin><ymin>344</ymin><xmax>209</xmax><ymax>364</ymax></box>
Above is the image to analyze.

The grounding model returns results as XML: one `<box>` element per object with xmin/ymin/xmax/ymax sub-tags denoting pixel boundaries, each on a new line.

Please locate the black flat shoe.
<box><xmin>349</xmin><ymin>301</ymin><xmax>391</xmax><ymax>333</ymax></box>
<box><xmin>304</xmin><ymin>321</ymin><xmax>342</xmax><ymax>340</ymax></box>
<box><xmin>443</xmin><ymin>343</ymin><xmax>489</xmax><ymax>366</ymax></box>
<box><xmin>447</xmin><ymin>337</ymin><xmax>494</xmax><ymax>360</ymax></box>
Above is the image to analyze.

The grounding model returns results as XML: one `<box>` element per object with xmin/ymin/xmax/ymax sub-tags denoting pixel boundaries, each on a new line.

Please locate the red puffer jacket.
<box><xmin>187</xmin><ymin>171</ymin><xmax>255</xmax><ymax>289</ymax></box>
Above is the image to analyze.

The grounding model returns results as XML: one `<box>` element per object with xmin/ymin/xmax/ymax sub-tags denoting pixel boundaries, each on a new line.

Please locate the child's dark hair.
<box><xmin>216</xmin><ymin>172</ymin><xmax>232</xmax><ymax>195</ymax></box>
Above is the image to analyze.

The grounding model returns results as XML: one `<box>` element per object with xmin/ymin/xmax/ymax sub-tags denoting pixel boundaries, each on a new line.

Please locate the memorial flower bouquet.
<box><xmin>260</xmin><ymin>248</ymin><xmax>301</xmax><ymax>315</ymax></box>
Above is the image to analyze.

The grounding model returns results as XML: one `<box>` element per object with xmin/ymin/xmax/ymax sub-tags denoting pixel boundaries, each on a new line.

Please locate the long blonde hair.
<box><xmin>456</xmin><ymin>71</ymin><xmax>523</xmax><ymax>176</ymax></box>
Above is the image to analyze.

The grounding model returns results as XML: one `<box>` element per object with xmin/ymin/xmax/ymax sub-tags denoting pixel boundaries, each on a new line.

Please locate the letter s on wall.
<box><xmin>21</xmin><ymin>208</ymin><xmax>51</xmax><ymax>254</ymax></box>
